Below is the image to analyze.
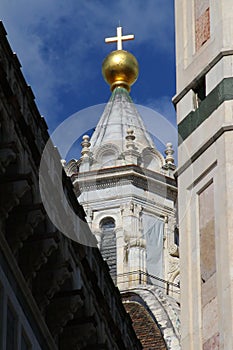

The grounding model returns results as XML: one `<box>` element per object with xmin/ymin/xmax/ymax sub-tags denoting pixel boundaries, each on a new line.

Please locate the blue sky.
<box><xmin>0</xmin><ymin>0</ymin><xmax>176</xmax><ymax>159</ymax></box>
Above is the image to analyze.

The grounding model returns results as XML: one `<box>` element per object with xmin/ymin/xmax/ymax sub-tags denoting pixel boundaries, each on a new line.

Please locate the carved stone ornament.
<box><xmin>168</xmin><ymin>243</ymin><xmax>179</xmax><ymax>257</ymax></box>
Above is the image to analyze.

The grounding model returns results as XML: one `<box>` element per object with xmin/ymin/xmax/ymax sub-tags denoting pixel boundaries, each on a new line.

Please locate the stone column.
<box><xmin>121</xmin><ymin>202</ymin><xmax>146</xmax><ymax>287</ymax></box>
<box><xmin>115</xmin><ymin>227</ymin><xmax>125</xmax><ymax>289</ymax></box>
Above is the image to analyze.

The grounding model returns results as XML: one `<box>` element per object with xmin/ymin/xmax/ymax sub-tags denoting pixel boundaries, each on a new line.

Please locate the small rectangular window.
<box><xmin>193</xmin><ymin>76</ymin><xmax>206</xmax><ymax>108</ymax></box>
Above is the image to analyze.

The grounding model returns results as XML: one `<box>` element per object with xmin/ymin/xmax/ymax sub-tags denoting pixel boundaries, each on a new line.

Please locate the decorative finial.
<box><xmin>124</xmin><ymin>128</ymin><xmax>139</xmax><ymax>165</ymax></box>
<box><xmin>163</xmin><ymin>142</ymin><xmax>176</xmax><ymax>172</ymax></box>
<box><xmin>165</xmin><ymin>143</ymin><xmax>175</xmax><ymax>165</ymax></box>
<box><xmin>102</xmin><ymin>26</ymin><xmax>139</xmax><ymax>92</ymax></box>
<box><xmin>81</xmin><ymin>135</ymin><xmax>91</xmax><ymax>159</ymax></box>
<box><xmin>105</xmin><ymin>26</ymin><xmax>134</xmax><ymax>51</ymax></box>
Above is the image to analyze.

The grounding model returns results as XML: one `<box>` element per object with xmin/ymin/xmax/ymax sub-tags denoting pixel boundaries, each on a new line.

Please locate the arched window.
<box><xmin>100</xmin><ymin>217</ymin><xmax>115</xmax><ymax>231</ymax></box>
<box><xmin>100</xmin><ymin>217</ymin><xmax>116</xmax><ymax>283</ymax></box>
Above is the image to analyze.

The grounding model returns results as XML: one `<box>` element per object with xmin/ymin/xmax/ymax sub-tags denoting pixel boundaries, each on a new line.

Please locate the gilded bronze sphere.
<box><xmin>102</xmin><ymin>50</ymin><xmax>139</xmax><ymax>91</ymax></box>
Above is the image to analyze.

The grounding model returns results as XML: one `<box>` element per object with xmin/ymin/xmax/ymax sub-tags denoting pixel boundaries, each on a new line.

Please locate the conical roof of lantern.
<box><xmin>89</xmin><ymin>86</ymin><xmax>156</xmax><ymax>154</ymax></box>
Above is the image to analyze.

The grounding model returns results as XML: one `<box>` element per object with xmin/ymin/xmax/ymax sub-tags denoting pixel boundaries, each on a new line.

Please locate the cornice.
<box><xmin>74</xmin><ymin>165</ymin><xmax>177</xmax><ymax>199</ymax></box>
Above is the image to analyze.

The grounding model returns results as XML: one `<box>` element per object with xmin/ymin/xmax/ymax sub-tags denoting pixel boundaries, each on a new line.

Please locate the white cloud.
<box><xmin>0</xmin><ymin>0</ymin><xmax>174</xmax><ymax>128</ymax></box>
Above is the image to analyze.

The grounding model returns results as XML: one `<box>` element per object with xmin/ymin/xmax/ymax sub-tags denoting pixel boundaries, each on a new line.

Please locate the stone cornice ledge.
<box><xmin>75</xmin><ymin>166</ymin><xmax>177</xmax><ymax>197</ymax></box>
<box><xmin>173</xmin><ymin>49</ymin><xmax>233</xmax><ymax>106</ymax></box>
<box><xmin>178</xmin><ymin>78</ymin><xmax>233</xmax><ymax>143</ymax></box>
<box><xmin>76</xmin><ymin>164</ymin><xmax>176</xmax><ymax>187</ymax></box>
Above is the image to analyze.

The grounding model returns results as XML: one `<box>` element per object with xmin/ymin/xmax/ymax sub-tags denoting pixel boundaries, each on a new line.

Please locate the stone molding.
<box><xmin>77</xmin><ymin>166</ymin><xmax>177</xmax><ymax>199</ymax></box>
<box><xmin>173</xmin><ymin>50</ymin><xmax>233</xmax><ymax>105</ymax></box>
<box><xmin>178</xmin><ymin>77</ymin><xmax>233</xmax><ymax>143</ymax></box>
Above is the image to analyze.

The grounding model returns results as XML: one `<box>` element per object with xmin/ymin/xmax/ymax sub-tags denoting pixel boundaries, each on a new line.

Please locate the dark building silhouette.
<box><xmin>0</xmin><ymin>21</ymin><xmax>142</xmax><ymax>350</ymax></box>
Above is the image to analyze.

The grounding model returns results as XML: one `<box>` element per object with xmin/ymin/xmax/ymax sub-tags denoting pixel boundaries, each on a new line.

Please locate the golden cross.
<box><xmin>105</xmin><ymin>26</ymin><xmax>134</xmax><ymax>50</ymax></box>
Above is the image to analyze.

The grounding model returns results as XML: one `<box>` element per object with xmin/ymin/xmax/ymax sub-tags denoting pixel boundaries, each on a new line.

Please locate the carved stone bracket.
<box><xmin>46</xmin><ymin>291</ymin><xmax>84</xmax><ymax>336</ymax></box>
<box><xmin>7</xmin><ymin>208</ymin><xmax>45</xmax><ymax>254</ymax></box>
<box><xmin>34</xmin><ymin>262</ymin><xmax>72</xmax><ymax>310</ymax></box>
<box><xmin>0</xmin><ymin>142</ymin><xmax>17</xmax><ymax>174</ymax></box>
<box><xmin>168</xmin><ymin>244</ymin><xmax>179</xmax><ymax>257</ymax></box>
<box><xmin>20</xmin><ymin>234</ymin><xmax>59</xmax><ymax>281</ymax></box>
<box><xmin>59</xmin><ymin>317</ymin><xmax>97</xmax><ymax>349</ymax></box>
<box><xmin>168</xmin><ymin>259</ymin><xmax>179</xmax><ymax>274</ymax></box>
<box><xmin>0</xmin><ymin>179</ymin><xmax>30</xmax><ymax>218</ymax></box>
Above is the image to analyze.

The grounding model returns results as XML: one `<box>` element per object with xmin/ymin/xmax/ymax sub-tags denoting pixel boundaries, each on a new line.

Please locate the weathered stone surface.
<box><xmin>174</xmin><ymin>1</ymin><xmax>233</xmax><ymax>349</ymax></box>
<box><xmin>203</xmin><ymin>332</ymin><xmax>220</xmax><ymax>350</ymax></box>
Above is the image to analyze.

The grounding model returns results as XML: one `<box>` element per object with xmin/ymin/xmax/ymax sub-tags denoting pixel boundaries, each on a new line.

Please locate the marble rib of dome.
<box><xmin>89</xmin><ymin>86</ymin><xmax>155</xmax><ymax>153</ymax></box>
